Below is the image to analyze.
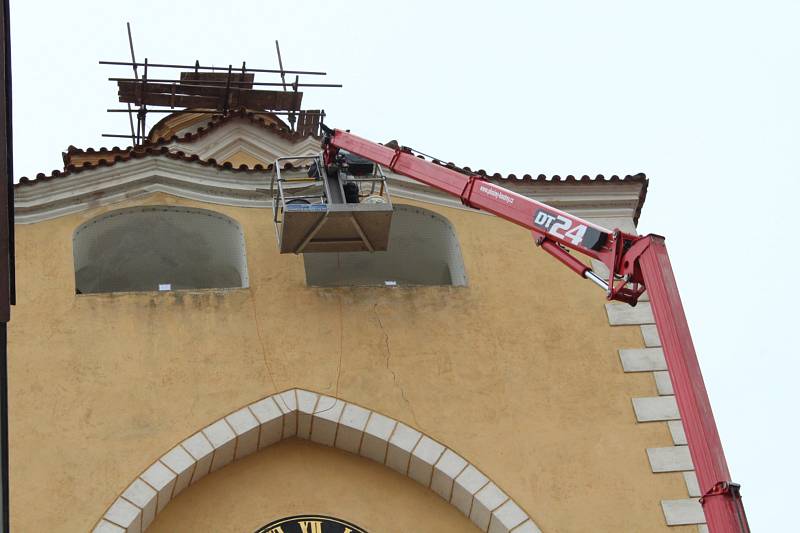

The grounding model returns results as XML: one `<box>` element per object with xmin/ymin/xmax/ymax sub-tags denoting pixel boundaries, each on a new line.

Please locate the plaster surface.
<box><xmin>9</xmin><ymin>192</ymin><xmax>693</xmax><ymax>532</ymax></box>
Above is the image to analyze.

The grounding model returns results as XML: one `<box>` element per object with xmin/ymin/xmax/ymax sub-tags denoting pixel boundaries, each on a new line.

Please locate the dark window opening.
<box><xmin>73</xmin><ymin>206</ymin><xmax>248</xmax><ymax>294</ymax></box>
<box><xmin>304</xmin><ymin>205</ymin><xmax>467</xmax><ymax>287</ymax></box>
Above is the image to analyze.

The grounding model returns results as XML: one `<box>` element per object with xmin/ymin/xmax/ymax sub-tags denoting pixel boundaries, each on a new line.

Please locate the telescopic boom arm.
<box><xmin>322</xmin><ymin>127</ymin><xmax>648</xmax><ymax>304</ymax></box>
<box><xmin>321</xmin><ymin>126</ymin><xmax>750</xmax><ymax>533</ymax></box>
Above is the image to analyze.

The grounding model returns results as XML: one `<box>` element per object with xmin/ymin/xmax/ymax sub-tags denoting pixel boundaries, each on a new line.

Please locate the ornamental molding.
<box><xmin>14</xmin><ymin>156</ymin><xmax>643</xmax><ymax>226</ymax></box>
<box><xmin>167</xmin><ymin>119</ymin><xmax>320</xmax><ymax>162</ymax></box>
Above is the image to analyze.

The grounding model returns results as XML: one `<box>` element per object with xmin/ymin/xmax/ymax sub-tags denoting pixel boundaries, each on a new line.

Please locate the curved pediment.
<box><xmin>165</xmin><ymin>118</ymin><xmax>320</xmax><ymax>166</ymax></box>
<box><xmin>146</xmin><ymin>109</ymin><xmax>290</xmax><ymax>144</ymax></box>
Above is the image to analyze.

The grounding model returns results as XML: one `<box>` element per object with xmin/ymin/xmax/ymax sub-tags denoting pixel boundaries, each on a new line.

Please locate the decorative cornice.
<box><xmin>14</xmin><ymin>156</ymin><xmax>273</xmax><ymax>224</ymax></box>
<box><xmin>14</xmin><ymin>154</ymin><xmax>646</xmax><ymax>226</ymax></box>
<box><xmin>21</xmin><ymin>115</ymin><xmax>648</xmax><ymax>225</ymax></box>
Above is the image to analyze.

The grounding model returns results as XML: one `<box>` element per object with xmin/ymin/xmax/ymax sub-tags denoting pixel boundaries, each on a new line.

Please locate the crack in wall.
<box><xmin>247</xmin><ymin>288</ymin><xmax>291</xmax><ymax>413</ymax></box>
<box><xmin>314</xmin><ymin>295</ymin><xmax>345</xmax><ymax>417</ymax></box>
<box><xmin>373</xmin><ymin>303</ymin><xmax>421</xmax><ymax>429</ymax></box>
<box><xmin>335</xmin><ymin>295</ymin><xmax>344</xmax><ymax>397</ymax></box>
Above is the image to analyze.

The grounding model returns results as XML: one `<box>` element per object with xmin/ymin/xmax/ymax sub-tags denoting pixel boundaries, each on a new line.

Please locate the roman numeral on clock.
<box><xmin>298</xmin><ymin>521</ymin><xmax>323</xmax><ymax>533</ymax></box>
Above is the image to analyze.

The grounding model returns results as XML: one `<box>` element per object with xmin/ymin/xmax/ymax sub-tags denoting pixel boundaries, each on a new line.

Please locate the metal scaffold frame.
<box><xmin>100</xmin><ymin>24</ymin><xmax>340</xmax><ymax>146</ymax></box>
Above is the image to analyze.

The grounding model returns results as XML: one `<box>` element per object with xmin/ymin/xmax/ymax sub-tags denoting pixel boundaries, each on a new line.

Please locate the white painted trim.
<box><xmin>93</xmin><ymin>388</ymin><xmax>541</xmax><ymax>533</ymax></box>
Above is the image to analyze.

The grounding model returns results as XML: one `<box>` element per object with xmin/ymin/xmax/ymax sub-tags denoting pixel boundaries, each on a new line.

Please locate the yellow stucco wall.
<box><xmin>8</xmin><ymin>192</ymin><xmax>691</xmax><ymax>532</ymax></box>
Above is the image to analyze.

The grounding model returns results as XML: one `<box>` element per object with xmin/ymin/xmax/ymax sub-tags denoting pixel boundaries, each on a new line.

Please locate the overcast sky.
<box><xmin>10</xmin><ymin>1</ymin><xmax>798</xmax><ymax>530</ymax></box>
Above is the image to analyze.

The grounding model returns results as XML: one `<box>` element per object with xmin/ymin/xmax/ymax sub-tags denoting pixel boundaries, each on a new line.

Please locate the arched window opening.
<box><xmin>303</xmin><ymin>205</ymin><xmax>467</xmax><ymax>287</ymax></box>
<box><xmin>73</xmin><ymin>206</ymin><xmax>249</xmax><ymax>294</ymax></box>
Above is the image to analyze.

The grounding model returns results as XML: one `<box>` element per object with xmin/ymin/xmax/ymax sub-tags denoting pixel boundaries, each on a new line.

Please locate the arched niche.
<box><xmin>73</xmin><ymin>206</ymin><xmax>249</xmax><ymax>294</ymax></box>
<box><xmin>303</xmin><ymin>205</ymin><xmax>468</xmax><ymax>287</ymax></box>
<box><xmin>93</xmin><ymin>389</ymin><xmax>539</xmax><ymax>533</ymax></box>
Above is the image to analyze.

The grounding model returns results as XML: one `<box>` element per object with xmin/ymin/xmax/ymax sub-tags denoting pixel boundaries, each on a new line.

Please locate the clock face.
<box><xmin>254</xmin><ymin>515</ymin><xmax>368</xmax><ymax>533</ymax></box>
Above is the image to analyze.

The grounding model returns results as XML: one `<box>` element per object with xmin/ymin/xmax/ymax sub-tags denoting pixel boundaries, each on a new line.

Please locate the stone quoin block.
<box><xmin>181</xmin><ymin>432</ymin><xmax>214</xmax><ymax>484</ymax></box>
<box><xmin>121</xmin><ymin>477</ymin><xmax>158</xmax><ymax>530</ymax></box>
<box><xmin>470</xmin><ymin>482</ymin><xmax>508</xmax><ymax>531</ymax></box>
<box><xmin>668</xmin><ymin>420</ymin><xmax>688</xmax><ymax>445</ymax></box>
<box><xmin>431</xmin><ymin>449</ymin><xmax>468</xmax><ymax>501</ymax></box>
<box><xmin>386</xmin><ymin>422</ymin><xmax>423</xmax><ymax>475</ymax></box>
<box><xmin>296</xmin><ymin>389</ymin><xmax>320</xmax><ymax>439</ymax></box>
<box><xmin>334</xmin><ymin>403</ymin><xmax>371</xmax><ymax>454</ymax></box>
<box><xmin>202</xmin><ymin>419</ymin><xmax>237</xmax><ymax>473</ymax></box>
<box><xmin>488</xmin><ymin>499</ymin><xmax>529</xmax><ymax>533</ymax></box>
<box><xmin>632</xmin><ymin>396</ymin><xmax>680</xmax><ymax>421</ymax></box>
<box><xmin>248</xmin><ymin>396</ymin><xmax>285</xmax><ymax>449</ymax></box>
<box><xmin>359</xmin><ymin>412</ymin><xmax>396</xmax><ymax>463</ymax></box>
<box><xmin>605</xmin><ymin>302</ymin><xmax>655</xmax><ymax>325</ymax></box>
<box><xmin>225</xmin><ymin>407</ymin><xmax>260</xmax><ymax>460</ymax></box>
<box><xmin>311</xmin><ymin>396</ymin><xmax>346</xmax><ymax>447</ymax></box>
<box><xmin>653</xmin><ymin>371</ymin><xmax>674</xmax><ymax>395</ymax></box>
<box><xmin>408</xmin><ymin>436</ymin><xmax>446</xmax><ymax>487</ymax></box>
<box><xmin>661</xmin><ymin>498</ymin><xmax>706</xmax><ymax>525</ymax></box>
<box><xmin>160</xmin><ymin>445</ymin><xmax>195</xmax><ymax>498</ymax></box>
<box><xmin>451</xmin><ymin>465</ymin><xmax>490</xmax><ymax>517</ymax></box>
<box><xmin>608</xmin><ymin>291</ymin><xmax>705</xmax><ymax>531</ymax></box>
<box><xmin>140</xmin><ymin>461</ymin><xmax>177</xmax><ymax>514</ymax></box>
<box><xmin>647</xmin><ymin>446</ymin><xmax>694</xmax><ymax>472</ymax></box>
<box><xmin>683</xmin><ymin>471</ymin><xmax>701</xmax><ymax>497</ymax></box>
<box><xmin>641</xmin><ymin>324</ymin><xmax>662</xmax><ymax>347</ymax></box>
<box><xmin>619</xmin><ymin>348</ymin><xmax>667</xmax><ymax>372</ymax></box>
<box><xmin>103</xmin><ymin>497</ymin><xmax>141</xmax><ymax>532</ymax></box>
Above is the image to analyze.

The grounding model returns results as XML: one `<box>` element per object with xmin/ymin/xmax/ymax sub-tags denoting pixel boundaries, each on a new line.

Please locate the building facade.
<box><xmin>9</xmin><ymin>109</ymin><xmax>706</xmax><ymax>532</ymax></box>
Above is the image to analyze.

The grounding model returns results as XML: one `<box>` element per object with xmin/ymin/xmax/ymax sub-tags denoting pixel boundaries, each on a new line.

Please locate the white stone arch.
<box><xmin>93</xmin><ymin>389</ymin><xmax>541</xmax><ymax>533</ymax></box>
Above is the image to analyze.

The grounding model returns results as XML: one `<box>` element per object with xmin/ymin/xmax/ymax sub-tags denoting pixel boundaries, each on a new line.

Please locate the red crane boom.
<box><xmin>322</xmin><ymin>127</ymin><xmax>749</xmax><ymax>533</ymax></box>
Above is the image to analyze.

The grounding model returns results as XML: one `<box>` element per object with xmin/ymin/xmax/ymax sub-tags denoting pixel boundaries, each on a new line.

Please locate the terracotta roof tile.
<box><xmin>28</xmin><ymin>121</ymin><xmax>649</xmax><ymax>223</ymax></box>
<box><xmin>418</xmin><ymin>153</ymin><xmax>648</xmax><ymax>223</ymax></box>
<box><xmin>18</xmin><ymin>145</ymin><xmax>299</xmax><ymax>187</ymax></box>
